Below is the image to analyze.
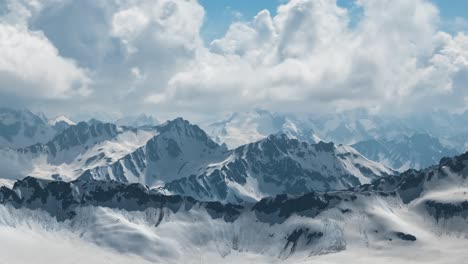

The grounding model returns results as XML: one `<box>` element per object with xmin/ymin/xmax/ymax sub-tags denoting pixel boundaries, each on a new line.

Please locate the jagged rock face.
<box><xmin>50</xmin><ymin>122</ymin><xmax>120</xmax><ymax>151</ymax></box>
<box><xmin>1</xmin><ymin>158</ymin><xmax>467</xmax><ymax>263</ymax></box>
<box><xmin>356</xmin><ymin>151</ymin><xmax>468</xmax><ymax>205</ymax></box>
<box><xmin>0</xmin><ymin>177</ymin><xmax>242</xmax><ymax>222</ymax></box>
<box><xmin>0</xmin><ymin>116</ymin><xmax>392</xmax><ymax>203</ymax></box>
<box><xmin>160</xmin><ymin>134</ymin><xmax>393</xmax><ymax>203</ymax></box>
<box><xmin>352</xmin><ymin>133</ymin><xmax>459</xmax><ymax>171</ymax></box>
<box><xmin>16</xmin><ymin>121</ymin><xmax>122</xmax><ymax>163</ymax></box>
<box><xmin>0</xmin><ymin>175</ymin><xmax>401</xmax><ymax>225</ymax></box>
<box><xmin>0</xmin><ymin>177</ymin><xmax>358</xmax><ymax>225</ymax></box>
<box><xmin>80</xmin><ymin>118</ymin><xmax>230</xmax><ymax>185</ymax></box>
<box><xmin>0</xmin><ymin>177</ymin><xmax>358</xmax><ymax>261</ymax></box>
<box><xmin>0</xmin><ymin>120</ymin><xmax>155</xmax><ymax>181</ymax></box>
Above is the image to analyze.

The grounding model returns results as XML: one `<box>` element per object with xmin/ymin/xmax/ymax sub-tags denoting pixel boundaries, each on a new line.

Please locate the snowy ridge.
<box><xmin>204</xmin><ymin>109</ymin><xmax>463</xmax><ymax>173</ymax></box>
<box><xmin>79</xmin><ymin>119</ymin><xmax>392</xmax><ymax>203</ymax></box>
<box><xmin>161</xmin><ymin>134</ymin><xmax>393</xmax><ymax>203</ymax></box>
<box><xmin>80</xmin><ymin>118</ymin><xmax>229</xmax><ymax>185</ymax></box>
<box><xmin>0</xmin><ymin>121</ymin><xmax>156</xmax><ymax>181</ymax></box>
<box><xmin>48</xmin><ymin>115</ymin><xmax>76</xmax><ymax>126</ymax></box>
<box><xmin>1</xmin><ymin>151</ymin><xmax>468</xmax><ymax>263</ymax></box>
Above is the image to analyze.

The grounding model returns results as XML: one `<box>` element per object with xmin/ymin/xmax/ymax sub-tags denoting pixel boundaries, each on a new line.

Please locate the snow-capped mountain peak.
<box><xmin>159</xmin><ymin>133</ymin><xmax>394</xmax><ymax>203</ymax></box>
<box><xmin>79</xmin><ymin>117</ymin><xmax>229</xmax><ymax>185</ymax></box>
<box><xmin>66</xmin><ymin>119</ymin><xmax>392</xmax><ymax>203</ymax></box>
<box><xmin>48</xmin><ymin>115</ymin><xmax>76</xmax><ymax>126</ymax></box>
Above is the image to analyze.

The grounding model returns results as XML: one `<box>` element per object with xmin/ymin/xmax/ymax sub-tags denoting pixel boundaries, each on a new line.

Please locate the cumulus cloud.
<box><xmin>0</xmin><ymin>0</ymin><xmax>90</xmax><ymax>102</ymax></box>
<box><xmin>111</xmin><ymin>0</ymin><xmax>204</xmax><ymax>56</ymax></box>
<box><xmin>158</xmin><ymin>0</ymin><xmax>468</xmax><ymax>116</ymax></box>
<box><xmin>0</xmin><ymin>0</ymin><xmax>205</xmax><ymax>119</ymax></box>
<box><xmin>0</xmin><ymin>0</ymin><xmax>468</xmax><ymax>120</ymax></box>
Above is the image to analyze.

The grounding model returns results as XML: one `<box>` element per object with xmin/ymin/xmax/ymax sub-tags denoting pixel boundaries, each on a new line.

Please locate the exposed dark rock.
<box><xmin>394</xmin><ymin>232</ymin><xmax>417</xmax><ymax>241</ymax></box>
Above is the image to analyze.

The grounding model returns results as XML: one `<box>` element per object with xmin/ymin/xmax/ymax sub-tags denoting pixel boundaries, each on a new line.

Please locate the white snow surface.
<box><xmin>48</xmin><ymin>115</ymin><xmax>76</xmax><ymax>126</ymax></box>
<box><xmin>0</xmin><ymin>129</ymin><xmax>156</xmax><ymax>181</ymax></box>
<box><xmin>1</xmin><ymin>186</ymin><xmax>468</xmax><ymax>263</ymax></box>
<box><xmin>1</xmin><ymin>158</ymin><xmax>467</xmax><ymax>263</ymax></box>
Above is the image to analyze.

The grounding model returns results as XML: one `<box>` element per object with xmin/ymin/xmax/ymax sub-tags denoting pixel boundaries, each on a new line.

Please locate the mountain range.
<box><xmin>352</xmin><ymin>133</ymin><xmax>459</xmax><ymax>171</ymax></box>
<box><xmin>204</xmin><ymin>109</ymin><xmax>463</xmax><ymax>171</ymax></box>
<box><xmin>0</xmin><ymin>107</ymin><xmax>467</xmax><ymax>262</ymax></box>
<box><xmin>0</xmin><ymin>148</ymin><xmax>467</xmax><ymax>263</ymax></box>
<box><xmin>0</xmin><ymin>113</ymin><xmax>392</xmax><ymax>203</ymax></box>
<box><xmin>2</xmin><ymin>107</ymin><xmax>465</xmax><ymax>155</ymax></box>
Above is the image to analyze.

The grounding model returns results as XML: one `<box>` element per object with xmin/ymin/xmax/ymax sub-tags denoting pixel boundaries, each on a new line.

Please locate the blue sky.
<box><xmin>200</xmin><ymin>0</ymin><xmax>468</xmax><ymax>42</ymax></box>
<box><xmin>199</xmin><ymin>0</ymin><xmax>280</xmax><ymax>42</ymax></box>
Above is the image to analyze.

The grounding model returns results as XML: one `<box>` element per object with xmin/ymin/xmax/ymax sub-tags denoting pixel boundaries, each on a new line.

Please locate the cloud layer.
<box><xmin>0</xmin><ymin>0</ymin><xmax>467</xmax><ymax>120</ymax></box>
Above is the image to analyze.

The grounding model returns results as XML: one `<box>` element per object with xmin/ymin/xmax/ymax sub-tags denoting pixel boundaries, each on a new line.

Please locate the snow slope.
<box><xmin>161</xmin><ymin>134</ymin><xmax>393</xmax><ymax>203</ymax></box>
<box><xmin>81</xmin><ymin>118</ymin><xmax>230</xmax><ymax>185</ymax></box>
<box><xmin>1</xmin><ymin>151</ymin><xmax>468</xmax><ymax>263</ymax></box>
<box><xmin>205</xmin><ymin>109</ymin><xmax>463</xmax><ymax>172</ymax></box>
<box><xmin>48</xmin><ymin>115</ymin><xmax>76</xmax><ymax>126</ymax></box>
<box><xmin>0</xmin><ymin>121</ymin><xmax>156</xmax><ymax>181</ymax></box>
<box><xmin>80</xmin><ymin>118</ymin><xmax>392</xmax><ymax>203</ymax></box>
<box><xmin>0</xmin><ymin>116</ymin><xmax>393</xmax><ymax>203</ymax></box>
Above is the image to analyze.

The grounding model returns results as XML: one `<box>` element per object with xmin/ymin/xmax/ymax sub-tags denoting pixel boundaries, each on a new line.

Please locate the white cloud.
<box><xmin>145</xmin><ymin>93</ymin><xmax>167</xmax><ymax>104</ymax></box>
<box><xmin>111</xmin><ymin>0</ymin><xmax>204</xmax><ymax>56</ymax></box>
<box><xmin>131</xmin><ymin>67</ymin><xmax>144</xmax><ymax>81</ymax></box>
<box><xmin>0</xmin><ymin>0</ymin><xmax>91</xmax><ymax>104</ymax></box>
<box><xmin>112</xmin><ymin>7</ymin><xmax>149</xmax><ymax>53</ymax></box>
<box><xmin>0</xmin><ymin>23</ymin><xmax>91</xmax><ymax>99</ymax></box>
<box><xmin>150</xmin><ymin>0</ymin><xmax>468</xmax><ymax>116</ymax></box>
<box><xmin>1</xmin><ymin>0</ymin><xmax>468</xmax><ymax>120</ymax></box>
<box><xmin>0</xmin><ymin>0</ymin><xmax>206</xmax><ymax>118</ymax></box>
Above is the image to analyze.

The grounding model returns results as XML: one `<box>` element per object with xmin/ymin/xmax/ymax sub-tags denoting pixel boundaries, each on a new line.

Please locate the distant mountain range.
<box><xmin>0</xmin><ymin>108</ymin><xmax>71</xmax><ymax>149</ymax></box>
<box><xmin>0</xmin><ymin>119</ymin><xmax>156</xmax><ymax>182</ymax></box>
<box><xmin>0</xmin><ymin>107</ymin><xmax>464</xmax><ymax>181</ymax></box>
<box><xmin>204</xmin><ymin>109</ymin><xmax>465</xmax><ymax>171</ymax></box>
<box><xmin>203</xmin><ymin>109</ymin><xmax>321</xmax><ymax>149</ymax></box>
<box><xmin>352</xmin><ymin>133</ymin><xmax>459</xmax><ymax>171</ymax></box>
